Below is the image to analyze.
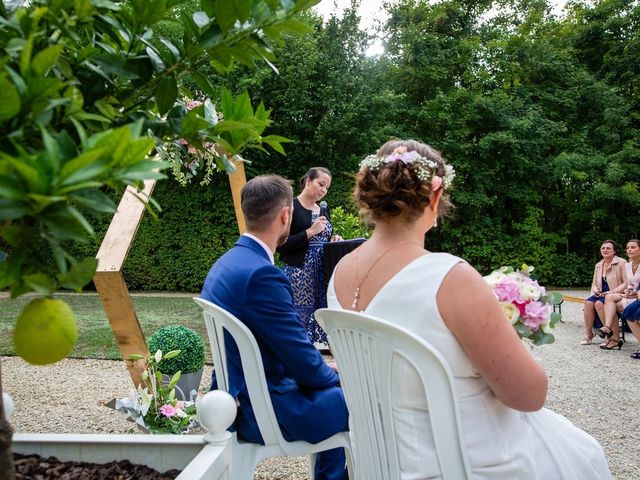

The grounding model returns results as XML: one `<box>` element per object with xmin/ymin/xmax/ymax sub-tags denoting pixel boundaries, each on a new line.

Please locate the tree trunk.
<box><xmin>0</xmin><ymin>361</ymin><xmax>17</xmax><ymax>480</ymax></box>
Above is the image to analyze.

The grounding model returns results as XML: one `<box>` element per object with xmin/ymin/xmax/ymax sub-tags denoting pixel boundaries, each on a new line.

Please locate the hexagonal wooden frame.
<box><xmin>94</xmin><ymin>162</ymin><xmax>247</xmax><ymax>386</ymax></box>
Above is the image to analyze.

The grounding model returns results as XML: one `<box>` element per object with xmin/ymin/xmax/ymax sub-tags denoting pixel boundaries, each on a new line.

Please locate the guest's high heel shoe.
<box><xmin>597</xmin><ymin>326</ymin><xmax>613</xmax><ymax>339</ymax></box>
<box><xmin>600</xmin><ymin>339</ymin><xmax>623</xmax><ymax>350</ymax></box>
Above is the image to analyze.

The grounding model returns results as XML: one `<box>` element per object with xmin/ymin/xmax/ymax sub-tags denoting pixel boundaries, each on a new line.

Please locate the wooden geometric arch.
<box><xmin>93</xmin><ymin>162</ymin><xmax>247</xmax><ymax>386</ymax></box>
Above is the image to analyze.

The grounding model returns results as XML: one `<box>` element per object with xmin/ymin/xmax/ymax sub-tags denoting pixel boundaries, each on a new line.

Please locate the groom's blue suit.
<box><xmin>201</xmin><ymin>235</ymin><xmax>349</xmax><ymax>480</ymax></box>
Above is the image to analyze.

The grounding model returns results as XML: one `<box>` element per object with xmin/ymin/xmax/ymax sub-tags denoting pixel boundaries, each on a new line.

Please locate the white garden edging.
<box><xmin>10</xmin><ymin>390</ymin><xmax>237</xmax><ymax>480</ymax></box>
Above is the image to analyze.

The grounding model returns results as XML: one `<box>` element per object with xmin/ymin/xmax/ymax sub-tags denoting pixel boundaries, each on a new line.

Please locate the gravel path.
<box><xmin>2</xmin><ymin>290</ymin><xmax>639</xmax><ymax>479</ymax></box>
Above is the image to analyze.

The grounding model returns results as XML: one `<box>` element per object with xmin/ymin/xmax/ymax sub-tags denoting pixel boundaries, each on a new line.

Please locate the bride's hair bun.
<box><xmin>355</xmin><ymin>139</ymin><xmax>453</xmax><ymax>224</ymax></box>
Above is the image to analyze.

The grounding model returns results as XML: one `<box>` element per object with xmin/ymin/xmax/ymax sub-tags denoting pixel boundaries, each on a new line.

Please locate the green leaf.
<box><xmin>59</xmin><ymin>257</ymin><xmax>98</xmax><ymax>290</ymax></box>
<box><xmin>67</xmin><ymin>205</ymin><xmax>95</xmax><ymax>236</ymax></box>
<box><xmin>146</xmin><ymin>46</ymin><xmax>165</xmax><ymax>73</ymax></box>
<box><xmin>167</xmin><ymin>370</ymin><xmax>181</xmax><ymax>389</ymax></box>
<box><xmin>41</xmin><ymin>204</ymin><xmax>92</xmax><ymax>242</ymax></box>
<box><xmin>59</xmin><ymin>150</ymin><xmax>109</xmax><ymax>187</ymax></box>
<box><xmin>160</xmin><ymin>38</ymin><xmax>180</xmax><ymax>62</ymax></box>
<box><xmin>156</xmin><ymin>76</ymin><xmax>178</xmax><ymax>115</ymax></box>
<box><xmin>263</xmin><ymin>139</ymin><xmax>285</xmax><ymax>155</ymax></box>
<box><xmin>533</xmin><ymin>332</ymin><xmax>555</xmax><ymax>346</ymax></box>
<box><xmin>40</xmin><ymin>127</ymin><xmax>61</xmax><ymax>174</ymax></box>
<box><xmin>201</xmin><ymin>0</ymin><xmax>215</xmax><ymax>16</ymax></box>
<box><xmin>215</xmin><ymin>0</ymin><xmax>240</xmax><ymax>32</ymax></box>
<box><xmin>0</xmin><ymin>225</ymin><xmax>22</xmax><ymax>246</ymax></box>
<box><xmin>70</xmin><ymin>189</ymin><xmax>116</xmax><ymax>213</ymax></box>
<box><xmin>163</xmin><ymin>349</ymin><xmax>181</xmax><ymax>359</ymax></box>
<box><xmin>0</xmin><ymin>198</ymin><xmax>28</xmax><ymax>220</ymax></box>
<box><xmin>23</xmin><ymin>273</ymin><xmax>56</xmax><ymax>295</ymax></box>
<box><xmin>31</xmin><ymin>44</ymin><xmax>64</xmax><ymax>76</ymax></box>
<box><xmin>0</xmin><ymin>76</ymin><xmax>21</xmax><ymax>120</ymax></box>
<box><xmin>293</xmin><ymin>0</ymin><xmax>321</xmax><ymax>12</ymax></box>
<box><xmin>0</xmin><ymin>175</ymin><xmax>25</xmax><ymax>200</ymax></box>
<box><xmin>276</xmin><ymin>18</ymin><xmax>313</xmax><ymax>35</ymax></box>
<box><xmin>19</xmin><ymin>35</ymin><xmax>34</xmax><ymax>75</ymax></box>
<box><xmin>234</xmin><ymin>0</ymin><xmax>251</xmax><ymax>22</ymax></box>
<box><xmin>191</xmin><ymin>71</ymin><xmax>216</xmax><ymax>97</ymax></box>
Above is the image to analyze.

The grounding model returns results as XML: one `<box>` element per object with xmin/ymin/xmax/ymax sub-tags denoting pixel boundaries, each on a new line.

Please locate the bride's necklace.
<box><xmin>352</xmin><ymin>241</ymin><xmax>419</xmax><ymax>310</ymax></box>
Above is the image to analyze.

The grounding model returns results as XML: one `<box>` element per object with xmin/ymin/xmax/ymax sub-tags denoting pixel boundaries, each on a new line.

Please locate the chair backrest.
<box><xmin>315</xmin><ymin>308</ymin><xmax>471</xmax><ymax>480</ymax></box>
<box><xmin>193</xmin><ymin>297</ymin><xmax>286</xmax><ymax>448</ymax></box>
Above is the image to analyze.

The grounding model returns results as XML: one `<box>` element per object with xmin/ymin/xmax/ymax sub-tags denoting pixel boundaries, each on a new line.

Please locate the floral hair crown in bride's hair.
<box><xmin>359</xmin><ymin>146</ymin><xmax>456</xmax><ymax>191</ymax></box>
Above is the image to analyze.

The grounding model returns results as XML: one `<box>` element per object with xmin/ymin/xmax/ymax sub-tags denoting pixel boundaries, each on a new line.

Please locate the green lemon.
<box><xmin>13</xmin><ymin>298</ymin><xmax>78</xmax><ymax>365</ymax></box>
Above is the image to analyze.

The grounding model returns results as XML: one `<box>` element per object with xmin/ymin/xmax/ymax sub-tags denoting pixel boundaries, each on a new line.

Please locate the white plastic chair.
<box><xmin>193</xmin><ymin>298</ymin><xmax>352</xmax><ymax>480</ymax></box>
<box><xmin>315</xmin><ymin>308</ymin><xmax>472</xmax><ymax>480</ymax></box>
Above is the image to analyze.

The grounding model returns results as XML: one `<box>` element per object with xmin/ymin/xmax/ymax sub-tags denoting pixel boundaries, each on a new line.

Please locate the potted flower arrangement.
<box><xmin>114</xmin><ymin>349</ymin><xmax>198</xmax><ymax>434</ymax></box>
<box><xmin>148</xmin><ymin>325</ymin><xmax>206</xmax><ymax>401</ymax></box>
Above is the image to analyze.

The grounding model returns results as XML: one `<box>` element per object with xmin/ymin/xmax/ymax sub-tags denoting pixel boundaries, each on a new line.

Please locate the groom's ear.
<box><xmin>279</xmin><ymin>205</ymin><xmax>291</xmax><ymax>225</ymax></box>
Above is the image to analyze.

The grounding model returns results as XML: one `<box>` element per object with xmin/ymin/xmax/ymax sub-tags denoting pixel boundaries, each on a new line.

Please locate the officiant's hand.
<box><xmin>330</xmin><ymin>234</ymin><xmax>343</xmax><ymax>242</ymax></box>
<box><xmin>306</xmin><ymin>216</ymin><xmax>327</xmax><ymax>237</ymax></box>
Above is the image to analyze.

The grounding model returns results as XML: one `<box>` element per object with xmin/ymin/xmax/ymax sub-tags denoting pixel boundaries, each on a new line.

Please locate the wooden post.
<box><xmin>94</xmin><ymin>180</ymin><xmax>156</xmax><ymax>386</ymax></box>
<box><xmin>93</xmin><ymin>159</ymin><xmax>245</xmax><ymax>387</ymax></box>
<box><xmin>227</xmin><ymin>160</ymin><xmax>247</xmax><ymax>234</ymax></box>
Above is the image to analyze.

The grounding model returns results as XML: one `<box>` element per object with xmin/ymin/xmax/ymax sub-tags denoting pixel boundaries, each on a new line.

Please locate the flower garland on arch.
<box><xmin>157</xmin><ymin>99</ymin><xmax>235</xmax><ymax>186</ymax></box>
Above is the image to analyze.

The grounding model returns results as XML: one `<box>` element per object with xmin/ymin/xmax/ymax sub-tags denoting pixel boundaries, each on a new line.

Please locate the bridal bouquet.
<box><xmin>484</xmin><ymin>265</ymin><xmax>562</xmax><ymax>345</ymax></box>
<box><xmin>112</xmin><ymin>350</ymin><xmax>198</xmax><ymax>434</ymax></box>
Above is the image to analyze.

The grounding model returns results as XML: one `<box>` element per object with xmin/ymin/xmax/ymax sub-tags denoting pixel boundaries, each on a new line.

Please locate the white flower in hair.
<box><xmin>359</xmin><ymin>146</ymin><xmax>455</xmax><ymax>190</ymax></box>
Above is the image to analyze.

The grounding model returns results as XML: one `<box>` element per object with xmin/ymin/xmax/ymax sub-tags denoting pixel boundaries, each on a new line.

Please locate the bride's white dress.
<box><xmin>327</xmin><ymin>253</ymin><xmax>611</xmax><ymax>480</ymax></box>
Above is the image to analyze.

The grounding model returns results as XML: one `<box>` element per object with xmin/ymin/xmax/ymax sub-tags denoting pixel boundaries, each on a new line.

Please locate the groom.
<box><xmin>200</xmin><ymin>174</ymin><xmax>349</xmax><ymax>480</ymax></box>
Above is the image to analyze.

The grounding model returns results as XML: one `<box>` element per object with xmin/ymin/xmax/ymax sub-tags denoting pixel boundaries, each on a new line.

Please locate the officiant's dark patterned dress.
<box><xmin>282</xmin><ymin>211</ymin><xmax>331</xmax><ymax>347</ymax></box>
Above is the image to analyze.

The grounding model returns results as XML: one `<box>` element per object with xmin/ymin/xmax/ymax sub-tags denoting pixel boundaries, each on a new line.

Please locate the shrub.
<box><xmin>148</xmin><ymin>325</ymin><xmax>206</xmax><ymax>375</ymax></box>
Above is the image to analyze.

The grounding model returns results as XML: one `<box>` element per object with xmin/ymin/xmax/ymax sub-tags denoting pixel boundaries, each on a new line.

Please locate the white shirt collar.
<box><xmin>243</xmin><ymin>233</ymin><xmax>274</xmax><ymax>265</ymax></box>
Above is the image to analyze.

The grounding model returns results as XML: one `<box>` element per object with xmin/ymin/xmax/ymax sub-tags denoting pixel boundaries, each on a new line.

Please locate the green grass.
<box><xmin>0</xmin><ymin>293</ymin><xmax>212</xmax><ymax>362</ymax></box>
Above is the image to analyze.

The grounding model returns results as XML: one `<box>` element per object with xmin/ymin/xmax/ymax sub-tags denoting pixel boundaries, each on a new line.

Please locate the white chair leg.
<box><xmin>308</xmin><ymin>452</ymin><xmax>318</xmax><ymax>480</ymax></box>
<box><xmin>231</xmin><ymin>439</ymin><xmax>261</xmax><ymax>480</ymax></box>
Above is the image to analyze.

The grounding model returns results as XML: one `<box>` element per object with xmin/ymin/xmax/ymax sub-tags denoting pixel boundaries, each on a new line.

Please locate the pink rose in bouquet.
<box><xmin>484</xmin><ymin>265</ymin><xmax>562</xmax><ymax>345</ymax></box>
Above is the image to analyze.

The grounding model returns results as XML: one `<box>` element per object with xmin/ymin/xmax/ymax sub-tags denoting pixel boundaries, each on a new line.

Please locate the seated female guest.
<box><xmin>277</xmin><ymin>167</ymin><xmax>342</xmax><ymax>349</ymax></box>
<box><xmin>621</xmin><ymin>293</ymin><xmax>640</xmax><ymax>359</ymax></box>
<box><xmin>328</xmin><ymin>139</ymin><xmax>611</xmax><ymax>479</ymax></box>
<box><xmin>581</xmin><ymin>240</ymin><xmax>626</xmax><ymax>345</ymax></box>
<box><xmin>599</xmin><ymin>239</ymin><xmax>640</xmax><ymax>350</ymax></box>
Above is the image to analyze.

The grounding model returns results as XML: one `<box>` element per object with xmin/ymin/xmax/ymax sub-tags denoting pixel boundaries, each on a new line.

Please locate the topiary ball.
<box><xmin>148</xmin><ymin>325</ymin><xmax>206</xmax><ymax>375</ymax></box>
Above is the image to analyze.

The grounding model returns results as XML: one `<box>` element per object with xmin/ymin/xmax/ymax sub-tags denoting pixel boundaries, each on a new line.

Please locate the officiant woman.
<box><xmin>277</xmin><ymin>167</ymin><xmax>342</xmax><ymax>349</ymax></box>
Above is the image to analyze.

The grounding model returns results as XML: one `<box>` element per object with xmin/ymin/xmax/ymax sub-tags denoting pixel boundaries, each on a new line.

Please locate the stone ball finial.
<box><xmin>198</xmin><ymin>390</ymin><xmax>237</xmax><ymax>444</ymax></box>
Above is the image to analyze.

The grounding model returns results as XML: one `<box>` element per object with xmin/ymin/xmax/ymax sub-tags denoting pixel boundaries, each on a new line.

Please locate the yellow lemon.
<box><xmin>13</xmin><ymin>298</ymin><xmax>78</xmax><ymax>365</ymax></box>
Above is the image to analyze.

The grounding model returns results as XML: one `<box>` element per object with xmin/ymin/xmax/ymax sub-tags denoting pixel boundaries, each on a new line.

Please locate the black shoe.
<box><xmin>600</xmin><ymin>339</ymin><xmax>623</xmax><ymax>350</ymax></box>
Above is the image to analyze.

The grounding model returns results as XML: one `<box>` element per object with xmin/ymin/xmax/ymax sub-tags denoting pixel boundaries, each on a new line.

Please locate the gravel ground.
<box><xmin>2</xmin><ymin>290</ymin><xmax>639</xmax><ymax>479</ymax></box>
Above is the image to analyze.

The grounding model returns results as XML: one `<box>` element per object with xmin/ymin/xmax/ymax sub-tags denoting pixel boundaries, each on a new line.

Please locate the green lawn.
<box><xmin>0</xmin><ymin>294</ymin><xmax>212</xmax><ymax>362</ymax></box>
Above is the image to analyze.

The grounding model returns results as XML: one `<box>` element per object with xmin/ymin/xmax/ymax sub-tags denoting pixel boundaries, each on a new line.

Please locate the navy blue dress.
<box><xmin>621</xmin><ymin>300</ymin><xmax>640</xmax><ymax>322</ymax></box>
<box><xmin>283</xmin><ymin>212</ymin><xmax>332</xmax><ymax>346</ymax></box>
<box><xmin>586</xmin><ymin>277</ymin><xmax>609</xmax><ymax>329</ymax></box>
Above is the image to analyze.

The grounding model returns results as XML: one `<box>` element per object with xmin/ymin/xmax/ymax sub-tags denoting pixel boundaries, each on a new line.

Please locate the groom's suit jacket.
<box><xmin>201</xmin><ymin>235</ymin><xmax>348</xmax><ymax>444</ymax></box>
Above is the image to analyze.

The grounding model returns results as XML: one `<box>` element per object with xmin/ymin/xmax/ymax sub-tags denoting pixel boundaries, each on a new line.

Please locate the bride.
<box><xmin>327</xmin><ymin>139</ymin><xmax>611</xmax><ymax>479</ymax></box>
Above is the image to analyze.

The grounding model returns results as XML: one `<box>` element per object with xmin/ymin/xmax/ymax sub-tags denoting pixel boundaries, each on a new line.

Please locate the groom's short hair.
<box><xmin>241</xmin><ymin>174</ymin><xmax>293</xmax><ymax>231</ymax></box>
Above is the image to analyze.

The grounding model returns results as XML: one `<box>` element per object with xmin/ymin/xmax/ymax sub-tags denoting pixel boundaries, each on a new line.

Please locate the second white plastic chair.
<box><xmin>315</xmin><ymin>308</ymin><xmax>472</xmax><ymax>480</ymax></box>
<box><xmin>193</xmin><ymin>298</ymin><xmax>352</xmax><ymax>480</ymax></box>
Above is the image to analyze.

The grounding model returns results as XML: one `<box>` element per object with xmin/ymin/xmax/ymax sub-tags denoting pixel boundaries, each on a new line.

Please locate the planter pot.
<box><xmin>163</xmin><ymin>368</ymin><xmax>204</xmax><ymax>402</ymax></box>
<box><xmin>12</xmin><ymin>433</ymin><xmax>231</xmax><ymax>479</ymax></box>
<box><xmin>12</xmin><ymin>390</ymin><xmax>237</xmax><ymax>480</ymax></box>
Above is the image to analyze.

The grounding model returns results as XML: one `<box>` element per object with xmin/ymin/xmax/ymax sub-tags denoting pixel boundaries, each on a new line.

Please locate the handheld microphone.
<box><xmin>319</xmin><ymin>201</ymin><xmax>328</xmax><ymax>210</ymax></box>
